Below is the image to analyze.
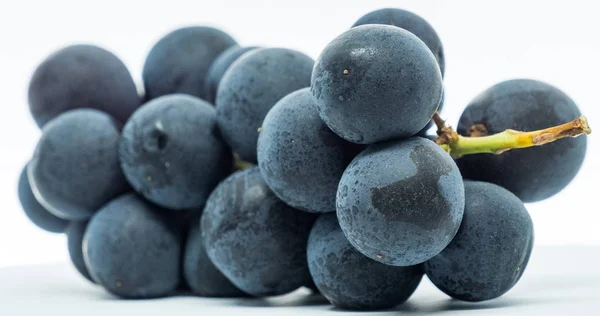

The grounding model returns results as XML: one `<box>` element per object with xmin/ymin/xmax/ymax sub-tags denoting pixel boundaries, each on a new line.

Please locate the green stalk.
<box><xmin>432</xmin><ymin>113</ymin><xmax>591</xmax><ymax>159</ymax></box>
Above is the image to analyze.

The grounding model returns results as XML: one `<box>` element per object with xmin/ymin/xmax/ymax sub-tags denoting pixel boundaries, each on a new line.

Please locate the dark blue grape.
<box><xmin>66</xmin><ymin>221</ymin><xmax>95</xmax><ymax>283</ymax></box>
<box><xmin>352</xmin><ymin>8</ymin><xmax>445</xmax><ymax>76</ymax></box>
<box><xmin>183</xmin><ymin>222</ymin><xmax>248</xmax><ymax>297</ymax></box>
<box><xmin>257</xmin><ymin>88</ymin><xmax>362</xmax><ymax>213</ymax></box>
<box><xmin>311</xmin><ymin>25</ymin><xmax>443</xmax><ymax>144</ymax></box>
<box><xmin>119</xmin><ymin>94</ymin><xmax>232</xmax><ymax>210</ymax></box>
<box><xmin>29</xmin><ymin>109</ymin><xmax>128</xmax><ymax>221</ymax></box>
<box><xmin>337</xmin><ymin>137</ymin><xmax>464</xmax><ymax>266</ymax></box>
<box><xmin>425</xmin><ymin>181</ymin><xmax>534</xmax><ymax>302</ymax></box>
<box><xmin>17</xmin><ymin>164</ymin><xmax>68</xmax><ymax>233</ymax></box>
<box><xmin>143</xmin><ymin>26</ymin><xmax>237</xmax><ymax>101</ymax></box>
<box><xmin>204</xmin><ymin>46</ymin><xmax>259</xmax><ymax>104</ymax></box>
<box><xmin>83</xmin><ymin>194</ymin><xmax>181</xmax><ymax>298</ymax></box>
<box><xmin>28</xmin><ymin>45</ymin><xmax>139</xmax><ymax>128</ymax></box>
<box><xmin>201</xmin><ymin>167</ymin><xmax>317</xmax><ymax>296</ymax></box>
<box><xmin>308</xmin><ymin>213</ymin><xmax>423</xmax><ymax>310</ymax></box>
<box><xmin>216</xmin><ymin>48</ymin><xmax>314</xmax><ymax>162</ymax></box>
<box><xmin>456</xmin><ymin>79</ymin><xmax>587</xmax><ymax>202</ymax></box>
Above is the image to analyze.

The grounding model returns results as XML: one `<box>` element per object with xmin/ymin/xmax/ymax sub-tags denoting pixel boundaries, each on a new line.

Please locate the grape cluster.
<box><xmin>18</xmin><ymin>7</ymin><xmax>589</xmax><ymax>311</ymax></box>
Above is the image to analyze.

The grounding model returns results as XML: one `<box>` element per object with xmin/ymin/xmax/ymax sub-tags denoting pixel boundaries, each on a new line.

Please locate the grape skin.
<box><xmin>17</xmin><ymin>164</ymin><xmax>68</xmax><ymax>233</ymax></box>
<box><xmin>66</xmin><ymin>221</ymin><xmax>95</xmax><ymax>283</ymax></box>
<box><xmin>425</xmin><ymin>181</ymin><xmax>534</xmax><ymax>302</ymax></box>
<box><xmin>29</xmin><ymin>109</ymin><xmax>128</xmax><ymax>221</ymax></box>
<box><xmin>311</xmin><ymin>25</ymin><xmax>443</xmax><ymax>144</ymax></box>
<box><xmin>119</xmin><ymin>94</ymin><xmax>232</xmax><ymax>210</ymax></box>
<box><xmin>183</xmin><ymin>222</ymin><xmax>248</xmax><ymax>297</ymax></box>
<box><xmin>143</xmin><ymin>26</ymin><xmax>237</xmax><ymax>101</ymax></box>
<box><xmin>83</xmin><ymin>194</ymin><xmax>181</xmax><ymax>298</ymax></box>
<box><xmin>28</xmin><ymin>45</ymin><xmax>140</xmax><ymax>128</ymax></box>
<box><xmin>216</xmin><ymin>48</ymin><xmax>314</xmax><ymax>162</ymax></box>
<box><xmin>204</xmin><ymin>46</ymin><xmax>259</xmax><ymax>104</ymax></box>
<box><xmin>201</xmin><ymin>167</ymin><xmax>317</xmax><ymax>297</ymax></box>
<box><xmin>308</xmin><ymin>213</ymin><xmax>423</xmax><ymax>310</ymax></box>
<box><xmin>257</xmin><ymin>88</ymin><xmax>362</xmax><ymax>214</ymax></box>
<box><xmin>336</xmin><ymin>137</ymin><xmax>464</xmax><ymax>266</ymax></box>
<box><xmin>352</xmin><ymin>8</ymin><xmax>445</xmax><ymax>76</ymax></box>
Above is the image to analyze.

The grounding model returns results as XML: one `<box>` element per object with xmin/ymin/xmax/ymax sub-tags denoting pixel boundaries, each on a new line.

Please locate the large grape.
<box><xmin>83</xmin><ymin>194</ymin><xmax>181</xmax><ymax>298</ymax></box>
<box><xmin>143</xmin><ymin>26</ymin><xmax>237</xmax><ymax>101</ymax></box>
<box><xmin>29</xmin><ymin>109</ymin><xmax>128</xmax><ymax>220</ymax></box>
<box><xmin>204</xmin><ymin>46</ymin><xmax>259</xmax><ymax>104</ymax></box>
<box><xmin>28</xmin><ymin>45</ymin><xmax>139</xmax><ymax>128</ymax></box>
<box><xmin>308</xmin><ymin>213</ymin><xmax>423</xmax><ymax>310</ymax></box>
<box><xmin>352</xmin><ymin>8</ymin><xmax>445</xmax><ymax>76</ymax></box>
<box><xmin>456</xmin><ymin>79</ymin><xmax>587</xmax><ymax>202</ymax></box>
<box><xmin>311</xmin><ymin>25</ymin><xmax>442</xmax><ymax>144</ymax></box>
<box><xmin>425</xmin><ymin>181</ymin><xmax>534</xmax><ymax>302</ymax></box>
<box><xmin>337</xmin><ymin>137</ymin><xmax>464</xmax><ymax>266</ymax></box>
<box><xmin>201</xmin><ymin>167</ymin><xmax>317</xmax><ymax>296</ymax></box>
<box><xmin>216</xmin><ymin>48</ymin><xmax>314</xmax><ymax>162</ymax></box>
<box><xmin>257</xmin><ymin>88</ymin><xmax>362</xmax><ymax>213</ymax></box>
<box><xmin>119</xmin><ymin>94</ymin><xmax>232</xmax><ymax>210</ymax></box>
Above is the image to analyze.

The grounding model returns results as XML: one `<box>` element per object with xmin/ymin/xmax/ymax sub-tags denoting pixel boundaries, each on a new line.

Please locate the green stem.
<box><xmin>433</xmin><ymin>113</ymin><xmax>591</xmax><ymax>159</ymax></box>
<box><xmin>234</xmin><ymin>153</ymin><xmax>254</xmax><ymax>171</ymax></box>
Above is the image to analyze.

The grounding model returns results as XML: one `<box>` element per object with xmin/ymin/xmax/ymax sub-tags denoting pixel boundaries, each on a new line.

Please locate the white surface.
<box><xmin>0</xmin><ymin>246</ymin><xmax>599</xmax><ymax>315</ymax></box>
<box><xmin>1</xmin><ymin>0</ymin><xmax>599</xmax><ymax>267</ymax></box>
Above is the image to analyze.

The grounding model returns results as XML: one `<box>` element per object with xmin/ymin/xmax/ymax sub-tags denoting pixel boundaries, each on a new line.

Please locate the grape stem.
<box><xmin>234</xmin><ymin>153</ymin><xmax>254</xmax><ymax>170</ymax></box>
<box><xmin>433</xmin><ymin>113</ymin><xmax>592</xmax><ymax>159</ymax></box>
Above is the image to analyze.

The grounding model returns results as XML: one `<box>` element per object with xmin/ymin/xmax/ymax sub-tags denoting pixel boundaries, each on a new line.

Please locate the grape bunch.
<box><xmin>18</xmin><ymin>7</ymin><xmax>590</xmax><ymax>311</ymax></box>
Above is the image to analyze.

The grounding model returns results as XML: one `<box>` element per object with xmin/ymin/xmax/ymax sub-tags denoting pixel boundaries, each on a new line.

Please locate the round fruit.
<box><xmin>337</xmin><ymin>137</ymin><xmax>464</xmax><ymax>266</ymax></box>
<box><xmin>308</xmin><ymin>213</ymin><xmax>423</xmax><ymax>310</ymax></box>
<box><xmin>257</xmin><ymin>88</ymin><xmax>362</xmax><ymax>213</ymax></box>
<box><xmin>119</xmin><ymin>94</ymin><xmax>232</xmax><ymax>210</ymax></box>
<box><xmin>216</xmin><ymin>48</ymin><xmax>314</xmax><ymax>162</ymax></box>
<box><xmin>201</xmin><ymin>167</ymin><xmax>317</xmax><ymax>296</ymax></box>
<box><xmin>28</xmin><ymin>45</ymin><xmax>139</xmax><ymax>128</ymax></box>
<box><xmin>311</xmin><ymin>25</ymin><xmax>443</xmax><ymax>144</ymax></box>
<box><xmin>425</xmin><ymin>181</ymin><xmax>534</xmax><ymax>302</ymax></box>
<box><xmin>29</xmin><ymin>109</ymin><xmax>128</xmax><ymax>220</ymax></box>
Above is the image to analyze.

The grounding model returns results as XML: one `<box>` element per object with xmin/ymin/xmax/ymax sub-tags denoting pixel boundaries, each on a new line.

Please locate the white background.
<box><xmin>0</xmin><ymin>0</ymin><xmax>598</xmax><ymax>268</ymax></box>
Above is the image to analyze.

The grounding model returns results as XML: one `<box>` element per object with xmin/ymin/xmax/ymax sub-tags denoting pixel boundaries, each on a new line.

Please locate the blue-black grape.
<box><xmin>66</xmin><ymin>221</ymin><xmax>95</xmax><ymax>283</ymax></box>
<box><xmin>216</xmin><ymin>48</ymin><xmax>314</xmax><ymax>163</ymax></box>
<box><xmin>337</xmin><ymin>137</ymin><xmax>464</xmax><ymax>266</ymax></box>
<box><xmin>17</xmin><ymin>164</ymin><xmax>68</xmax><ymax>233</ymax></box>
<box><xmin>119</xmin><ymin>94</ymin><xmax>232</xmax><ymax>210</ymax></box>
<box><xmin>183</xmin><ymin>222</ymin><xmax>248</xmax><ymax>297</ymax></box>
<box><xmin>143</xmin><ymin>27</ymin><xmax>237</xmax><ymax>101</ymax></box>
<box><xmin>311</xmin><ymin>25</ymin><xmax>442</xmax><ymax>144</ymax></box>
<box><xmin>83</xmin><ymin>193</ymin><xmax>181</xmax><ymax>298</ymax></box>
<box><xmin>352</xmin><ymin>8</ymin><xmax>445</xmax><ymax>76</ymax></box>
<box><xmin>204</xmin><ymin>46</ymin><xmax>259</xmax><ymax>104</ymax></box>
<box><xmin>29</xmin><ymin>109</ymin><xmax>128</xmax><ymax>221</ymax></box>
<box><xmin>308</xmin><ymin>213</ymin><xmax>423</xmax><ymax>310</ymax></box>
<box><xmin>28</xmin><ymin>45</ymin><xmax>139</xmax><ymax>128</ymax></box>
<box><xmin>425</xmin><ymin>181</ymin><xmax>534</xmax><ymax>302</ymax></box>
<box><xmin>201</xmin><ymin>167</ymin><xmax>317</xmax><ymax>297</ymax></box>
<box><xmin>456</xmin><ymin>79</ymin><xmax>587</xmax><ymax>202</ymax></box>
<box><xmin>257</xmin><ymin>88</ymin><xmax>362</xmax><ymax>213</ymax></box>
